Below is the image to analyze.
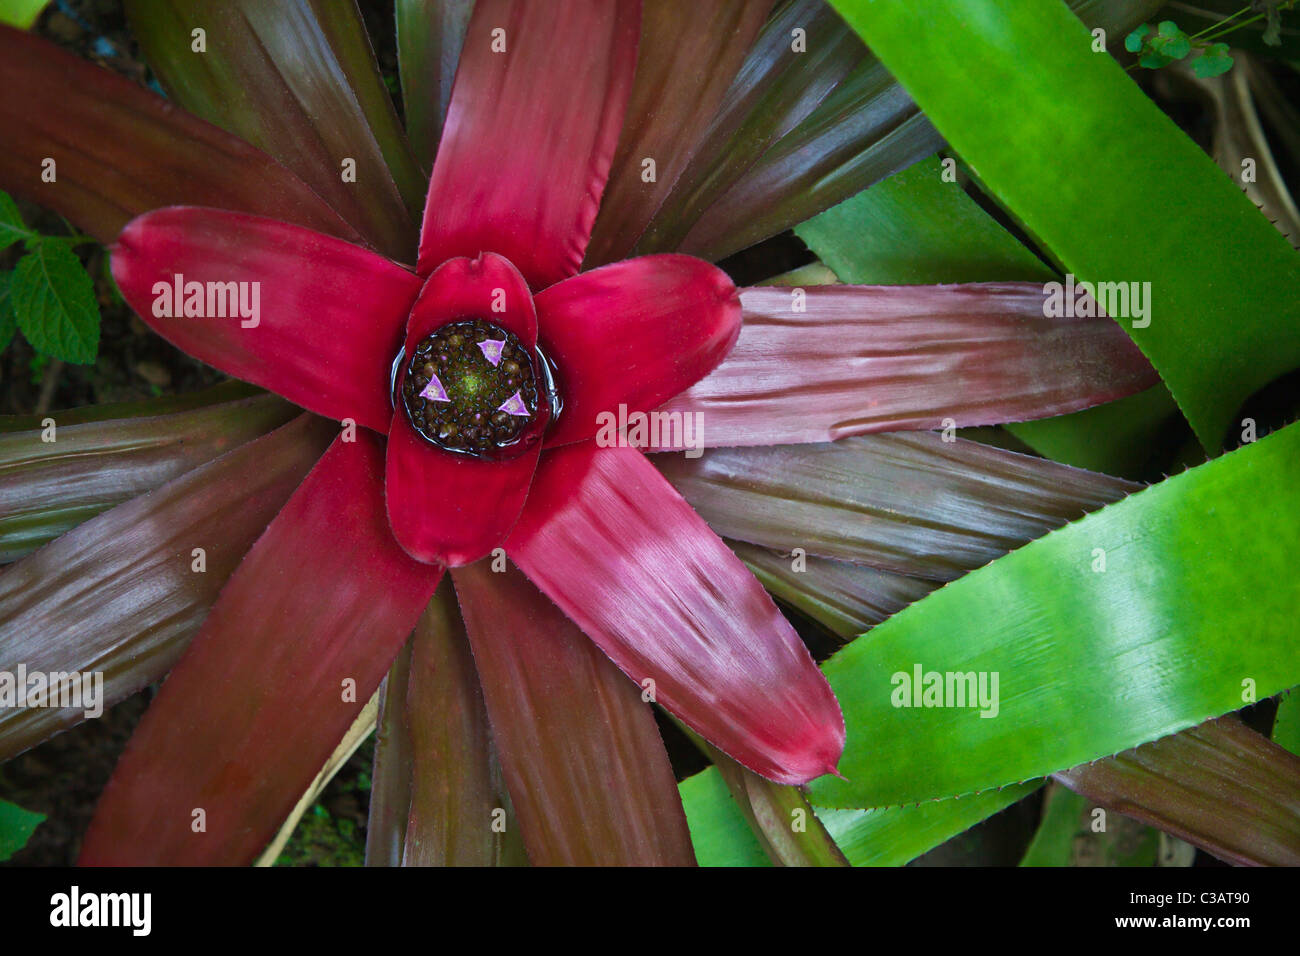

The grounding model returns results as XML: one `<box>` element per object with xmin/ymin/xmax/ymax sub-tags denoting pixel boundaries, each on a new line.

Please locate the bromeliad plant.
<box><xmin>1</xmin><ymin>0</ymin><xmax>1299</xmax><ymax>866</ymax></box>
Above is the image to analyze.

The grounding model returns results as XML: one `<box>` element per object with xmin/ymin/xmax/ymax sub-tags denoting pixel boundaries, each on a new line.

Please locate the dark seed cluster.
<box><xmin>401</xmin><ymin>318</ymin><xmax>539</xmax><ymax>456</ymax></box>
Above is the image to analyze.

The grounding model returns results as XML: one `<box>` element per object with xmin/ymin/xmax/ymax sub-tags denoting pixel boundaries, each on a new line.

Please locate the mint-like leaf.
<box><xmin>11</xmin><ymin>240</ymin><xmax>101</xmax><ymax>363</ymax></box>
<box><xmin>0</xmin><ymin>190</ymin><xmax>31</xmax><ymax>252</ymax></box>
<box><xmin>0</xmin><ymin>272</ymin><xmax>16</xmax><ymax>351</ymax></box>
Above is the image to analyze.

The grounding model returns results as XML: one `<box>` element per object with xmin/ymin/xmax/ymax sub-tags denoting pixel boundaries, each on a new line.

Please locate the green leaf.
<box><xmin>827</xmin><ymin>0</ymin><xmax>1300</xmax><ymax>452</ymax></box>
<box><xmin>795</xmin><ymin>156</ymin><xmax>1054</xmax><ymax>284</ymax></box>
<box><xmin>816</xmin><ymin>784</ymin><xmax>1041</xmax><ymax>866</ymax></box>
<box><xmin>0</xmin><ymin>189</ymin><xmax>29</xmax><ymax>250</ymax></box>
<box><xmin>1192</xmin><ymin>49</ymin><xmax>1235</xmax><ymax>78</ymax></box>
<box><xmin>809</xmin><ymin>421</ymin><xmax>1300</xmax><ymax>808</ymax></box>
<box><xmin>0</xmin><ymin>799</ymin><xmax>43</xmax><ymax>860</ymax></box>
<box><xmin>1005</xmin><ymin>386</ymin><xmax>1182</xmax><ymax>478</ymax></box>
<box><xmin>0</xmin><ymin>271</ymin><xmax>16</xmax><ymax>351</ymax></box>
<box><xmin>10</xmin><ymin>240</ymin><xmax>99</xmax><ymax>363</ymax></box>
<box><xmin>0</xmin><ymin>0</ymin><xmax>48</xmax><ymax>29</ymax></box>
<box><xmin>1275</xmin><ymin>690</ymin><xmax>1300</xmax><ymax>756</ymax></box>
<box><xmin>1124</xmin><ymin>24</ymin><xmax>1150</xmax><ymax>53</ymax></box>
<box><xmin>679</xmin><ymin>768</ymin><xmax>772</xmax><ymax>867</ymax></box>
<box><xmin>1020</xmin><ymin>782</ymin><xmax>1158</xmax><ymax>866</ymax></box>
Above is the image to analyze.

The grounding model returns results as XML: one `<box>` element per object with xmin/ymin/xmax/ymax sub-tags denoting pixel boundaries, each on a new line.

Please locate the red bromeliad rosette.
<box><xmin>80</xmin><ymin>1</ymin><xmax>844</xmax><ymax>864</ymax></box>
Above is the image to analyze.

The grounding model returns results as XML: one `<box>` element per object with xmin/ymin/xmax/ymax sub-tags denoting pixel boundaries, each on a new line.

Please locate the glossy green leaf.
<box><xmin>1056</xmin><ymin>716</ymin><xmax>1300</xmax><ymax>865</ymax></box>
<box><xmin>11</xmin><ymin>240</ymin><xmax>98</xmax><ymax>363</ymax></box>
<box><xmin>1004</xmin><ymin>387</ymin><xmax>1182</xmax><ymax>478</ymax></box>
<box><xmin>631</xmin><ymin>0</ymin><xmax>1157</xmax><ymax>263</ymax></box>
<box><xmin>809</xmin><ymin>422</ymin><xmax>1300</xmax><ymax>809</ymax></box>
<box><xmin>0</xmin><ymin>799</ymin><xmax>43</xmax><ymax>861</ymax></box>
<box><xmin>679</xmin><ymin>765</ymin><xmax>1039</xmax><ymax>867</ymax></box>
<box><xmin>0</xmin><ymin>389</ymin><xmax>295</xmax><ymax>562</ymax></box>
<box><xmin>816</xmin><ymin>784</ymin><xmax>1041</xmax><ymax>867</ymax></box>
<box><xmin>395</xmin><ymin>0</ymin><xmax>474</xmax><ymax>173</ymax></box>
<box><xmin>679</xmin><ymin>768</ymin><xmax>771</xmax><ymax>867</ymax></box>
<box><xmin>828</xmin><ymin>0</ymin><xmax>1300</xmax><ymax>451</ymax></box>
<box><xmin>125</xmin><ymin>0</ymin><xmax>419</xmax><ymax>260</ymax></box>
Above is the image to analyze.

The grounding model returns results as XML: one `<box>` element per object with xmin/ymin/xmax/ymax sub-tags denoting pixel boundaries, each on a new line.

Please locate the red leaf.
<box><xmin>124</xmin><ymin>0</ymin><xmax>422</xmax><ymax>260</ymax></box>
<box><xmin>536</xmin><ymin>255</ymin><xmax>740</xmax><ymax>447</ymax></box>
<box><xmin>80</xmin><ymin>432</ymin><xmax>442</xmax><ymax>865</ymax></box>
<box><xmin>366</xmin><ymin>582</ymin><xmax>526</xmax><ymax>866</ymax></box>
<box><xmin>656</xmin><ymin>284</ymin><xmax>1159</xmax><ymax>448</ymax></box>
<box><xmin>0</xmin><ymin>389</ymin><xmax>295</xmax><ymax>563</ymax></box>
<box><xmin>0</xmin><ymin>414</ymin><xmax>333</xmax><ymax>762</ymax></box>
<box><xmin>1057</xmin><ymin>715</ymin><xmax>1300</xmax><ymax>866</ymax></box>
<box><xmin>385</xmin><ymin>413</ymin><xmax>540</xmax><ymax>567</ymax></box>
<box><xmin>0</xmin><ymin>26</ymin><xmax>361</xmax><ymax>247</ymax></box>
<box><xmin>416</xmin><ymin>0</ymin><xmax>639</xmax><ymax>287</ymax></box>
<box><xmin>507</xmin><ymin>441</ymin><xmax>844</xmax><ymax>785</ymax></box>
<box><xmin>454</xmin><ymin>560</ymin><xmax>696</xmax><ymax>865</ymax></box>
<box><xmin>112</xmin><ymin>208</ymin><xmax>421</xmax><ymax>432</ymax></box>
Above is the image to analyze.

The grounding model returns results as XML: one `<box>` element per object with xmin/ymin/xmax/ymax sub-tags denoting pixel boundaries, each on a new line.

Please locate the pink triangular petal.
<box><xmin>419</xmin><ymin>374</ymin><xmax>450</xmax><ymax>403</ymax></box>
<box><xmin>478</xmin><ymin>339</ymin><xmax>505</xmax><ymax>366</ymax></box>
<box><xmin>498</xmin><ymin>391</ymin><xmax>529</xmax><ymax>417</ymax></box>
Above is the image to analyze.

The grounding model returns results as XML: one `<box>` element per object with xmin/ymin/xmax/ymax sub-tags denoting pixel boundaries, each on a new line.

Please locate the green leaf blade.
<box><xmin>827</xmin><ymin>0</ymin><xmax>1300</xmax><ymax>451</ymax></box>
<box><xmin>809</xmin><ymin>422</ymin><xmax>1300</xmax><ymax>808</ymax></box>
